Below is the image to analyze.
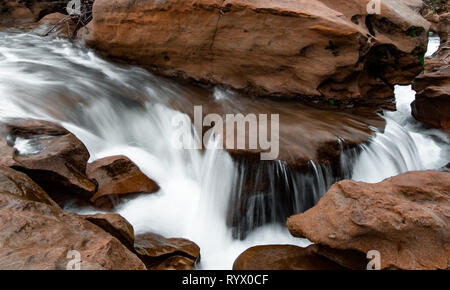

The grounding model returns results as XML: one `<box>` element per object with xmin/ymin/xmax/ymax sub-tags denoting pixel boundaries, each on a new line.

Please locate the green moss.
<box><xmin>408</xmin><ymin>26</ymin><xmax>417</xmax><ymax>38</ymax></box>
<box><xmin>419</xmin><ymin>55</ymin><xmax>425</xmax><ymax>68</ymax></box>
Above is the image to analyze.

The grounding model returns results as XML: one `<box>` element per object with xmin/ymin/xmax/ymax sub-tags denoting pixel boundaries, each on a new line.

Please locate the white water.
<box><xmin>426</xmin><ymin>34</ymin><xmax>441</xmax><ymax>57</ymax></box>
<box><xmin>0</xmin><ymin>31</ymin><xmax>447</xmax><ymax>269</ymax></box>
<box><xmin>352</xmin><ymin>36</ymin><xmax>449</xmax><ymax>183</ymax></box>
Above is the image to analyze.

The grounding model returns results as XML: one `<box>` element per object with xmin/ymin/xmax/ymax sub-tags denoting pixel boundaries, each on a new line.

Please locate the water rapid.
<box><xmin>0</xmin><ymin>31</ymin><xmax>447</xmax><ymax>269</ymax></box>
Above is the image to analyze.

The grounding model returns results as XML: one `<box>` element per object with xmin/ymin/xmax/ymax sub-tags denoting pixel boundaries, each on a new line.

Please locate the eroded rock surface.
<box><xmin>412</xmin><ymin>41</ymin><xmax>450</xmax><ymax>131</ymax></box>
<box><xmin>134</xmin><ymin>233</ymin><xmax>200</xmax><ymax>270</ymax></box>
<box><xmin>87</xmin><ymin>155</ymin><xmax>160</xmax><ymax>209</ymax></box>
<box><xmin>287</xmin><ymin>171</ymin><xmax>450</xmax><ymax>270</ymax></box>
<box><xmin>0</xmin><ymin>166</ymin><xmax>145</xmax><ymax>270</ymax></box>
<box><xmin>81</xmin><ymin>0</ymin><xmax>429</xmax><ymax>109</ymax></box>
<box><xmin>0</xmin><ymin>119</ymin><xmax>96</xmax><ymax>204</ymax></box>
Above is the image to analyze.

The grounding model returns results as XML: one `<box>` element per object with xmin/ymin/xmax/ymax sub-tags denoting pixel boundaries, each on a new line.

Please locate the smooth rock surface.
<box><xmin>233</xmin><ymin>244</ymin><xmax>345</xmax><ymax>270</ymax></box>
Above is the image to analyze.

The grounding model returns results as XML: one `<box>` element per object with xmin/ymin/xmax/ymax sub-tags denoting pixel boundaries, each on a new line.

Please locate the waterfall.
<box><xmin>351</xmin><ymin>85</ymin><xmax>449</xmax><ymax>183</ymax></box>
<box><xmin>0</xmin><ymin>31</ymin><xmax>447</xmax><ymax>269</ymax></box>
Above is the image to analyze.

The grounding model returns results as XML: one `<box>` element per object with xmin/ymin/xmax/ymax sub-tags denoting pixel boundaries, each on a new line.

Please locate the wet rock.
<box><xmin>0</xmin><ymin>0</ymin><xmax>36</xmax><ymax>25</ymax></box>
<box><xmin>412</xmin><ymin>41</ymin><xmax>450</xmax><ymax>131</ymax></box>
<box><xmin>0</xmin><ymin>0</ymin><xmax>94</xmax><ymax>34</ymax></box>
<box><xmin>0</xmin><ymin>165</ymin><xmax>57</xmax><ymax>207</ymax></box>
<box><xmin>5</xmin><ymin>119</ymin><xmax>69</xmax><ymax>137</ymax></box>
<box><xmin>0</xmin><ymin>0</ymin><xmax>69</xmax><ymax>25</ymax></box>
<box><xmin>83</xmin><ymin>213</ymin><xmax>135</xmax><ymax>251</ymax></box>
<box><xmin>81</xmin><ymin>0</ymin><xmax>429</xmax><ymax>109</ymax></box>
<box><xmin>134</xmin><ymin>233</ymin><xmax>200</xmax><ymax>270</ymax></box>
<box><xmin>312</xmin><ymin>244</ymin><xmax>368</xmax><ymax>270</ymax></box>
<box><xmin>287</xmin><ymin>171</ymin><xmax>450</xmax><ymax>270</ymax></box>
<box><xmin>0</xmin><ymin>119</ymin><xmax>96</xmax><ymax>205</ymax></box>
<box><xmin>87</xmin><ymin>155</ymin><xmax>160</xmax><ymax>209</ymax></box>
<box><xmin>233</xmin><ymin>244</ymin><xmax>345</xmax><ymax>270</ymax></box>
<box><xmin>35</xmin><ymin>12</ymin><xmax>77</xmax><ymax>38</ymax></box>
<box><xmin>0</xmin><ymin>183</ymin><xmax>146</xmax><ymax>270</ymax></box>
<box><xmin>422</xmin><ymin>3</ymin><xmax>449</xmax><ymax>43</ymax></box>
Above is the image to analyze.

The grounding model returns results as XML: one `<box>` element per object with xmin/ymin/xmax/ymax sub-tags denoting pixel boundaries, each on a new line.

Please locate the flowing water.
<box><xmin>0</xmin><ymin>30</ymin><xmax>448</xmax><ymax>269</ymax></box>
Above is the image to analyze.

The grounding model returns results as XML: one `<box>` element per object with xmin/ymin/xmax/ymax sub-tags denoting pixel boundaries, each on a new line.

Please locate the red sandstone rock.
<box><xmin>80</xmin><ymin>0</ymin><xmax>429</xmax><ymax>109</ymax></box>
<box><xmin>0</xmin><ymin>167</ymin><xmax>146</xmax><ymax>270</ymax></box>
<box><xmin>134</xmin><ymin>233</ymin><xmax>200</xmax><ymax>270</ymax></box>
<box><xmin>35</xmin><ymin>12</ymin><xmax>77</xmax><ymax>38</ymax></box>
<box><xmin>83</xmin><ymin>213</ymin><xmax>135</xmax><ymax>251</ymax></box>
<box><xmin>87</xmin><ymin>155</ymin><xmax>160</xmax><ymax>209</ymax></box>
<box><xmin>287</xmin><ymin>171</ymin><xmax>450</xmax><ymax>270</ymax></box>
<box><xmin>412</xmin><ymin>41</ymin><xmax>450</xmax><ymax>131</ymax></box>
<box><xmin>233</xmin><ymin>244</ymin><xmax>345</xmax><ymax>270</ymax></box>
<box><xmin>0</xmin><ymin>119</ymin><xmax>96</xmax><ymax>204</ymax></box>
<box><xmin>0</xmin><ymin>0</ymin><xmax>69</xmax><ymax>25</ymax></box>
<box><xmin>0</xmin><ymin>165</ymin><xmax>57</xmax><ymax>207</ymax></box>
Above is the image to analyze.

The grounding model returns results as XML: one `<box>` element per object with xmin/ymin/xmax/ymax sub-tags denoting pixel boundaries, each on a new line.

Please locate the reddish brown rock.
<box><xmin>81</xmin><ymin>0</ymin><xmax>429</xmax><ymax>109</ymax></box>
<box><xmin>0</xmin><ymin>1</ymin><xmax>94</xmax><ymax>33</ymax></box>
<box><xmin>0</xmin><ymin>119</ymin><xmax>96</xmax><ymax>204</ymax></box>
<box><xmin>0</xmin><ymin>183</ymin><xmax>146</xmax><ymax>270</ymax></box>
<box><xmin>422</xmin><ymin>3</ymin><xmax>449</xmax><ymax>44</ymax></box>
<box><xmin>233</xmin><ymin>244</ymin><xmax>345</xmax><ymax>270</ymax></box>
<box><xmin>287</xmin><ymin>171</ymin><xmax>450</xmax><ymax>270</ymax></box>
<box><xmin>134</xmin><ymin>233</ymin><xmax>200</xmax><ymax>270</ymax></box>
<box><xmin>35</xmin><ymin>12</ymin><xmax>77</xmax><ymax>38</ymax></box>
<box><xmin>87</xmin><ymin>155</ymin><xmax>159</xmax><ymax>209</ymax></box>
<box><xmin>0</xmin><ymin>0</ymin><xmax>36</xmax><ymax>25</ymax></box>
<box><xmin>312</xmin><ymin>244</ymin><xmax>368</xmax><ymax>270</ymax></box>
<box><xmin>0</xmin><ymin>0</ymin><xmax>69</xmax><ymax>25</ymax></box>
<box><xmin>412</xmin><ymin>41</ymin><xmax>450</xmax><ymax>131</ymax></box>
<box><xmin>0</xmin><ymin>165</ymin><xmax>57</xmax><ymax>207</ymax></box>
<box><xmin>83</xmin><ymin>213</ymin><xmax>135</xmax><ymax>251</ymax></box>
<box><xmin>4</xmin><ymin>119</ymin><xmax>69</xmax><ymax>137</ymax></box>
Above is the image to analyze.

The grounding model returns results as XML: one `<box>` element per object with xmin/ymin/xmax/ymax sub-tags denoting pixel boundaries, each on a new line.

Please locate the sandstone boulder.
<box><xmin>87</xmin><ymin>155</ymin><xmax>159</xmax><ymax>209</ymax></box>
<box><xmin>412</xmin><ymin>41</ymin><xmax>450</xmax><ymax>131</ymax></box>
<box><xmin>83</xmin><ymin>213</ymin><xmax>135</xmax><ymax>251</ymax></box>
<box><xmin>35</xmin><ymin>12</ymin><xmax>77</xmax><ymax>38</ymax></box>
<box><xmin>422</xmin><ymin>2</ymin><xmax>449</xmax><ymax>43</ymax></box>
<box><xmin>0</xmin><ymin>165</ymin><xmax>57</xmax><ymax>207</ymax></box>
<box><xmin>0</xmin><ymin>0</ymin><xmax>36</xmax><ymax>25</ymax></box>
<box><xmin>134</xmin><ymin>233</ymin><xmax>200</xmax><ymax>270</ymax></box>
<box><xmin>81</xmin><ymin>0</ymin><xmax>429</xmax><ymax>109</ymax></box>
<box><xmin>0</xmin><ymin>119</ymin><xmax>96</xmax><ymax>205</ymax></box>
<box><xmin>287</xmin><ymin>171</ymin><xmax>450</xmax><ymax>270</ymax></box>
<box><xmin>233</xmin><ymin>244</ymin><xmax>345</xmax><ymax>270</ymax></box>
<box><xmin>0</xmin><ymin>0</ymin><xmax>68</xmax><ymax>25</ymax></box>
<box><xmin>0</xmin><ymin>171</ymin><xmax>146</xmax><ymax>270</ymax></box>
